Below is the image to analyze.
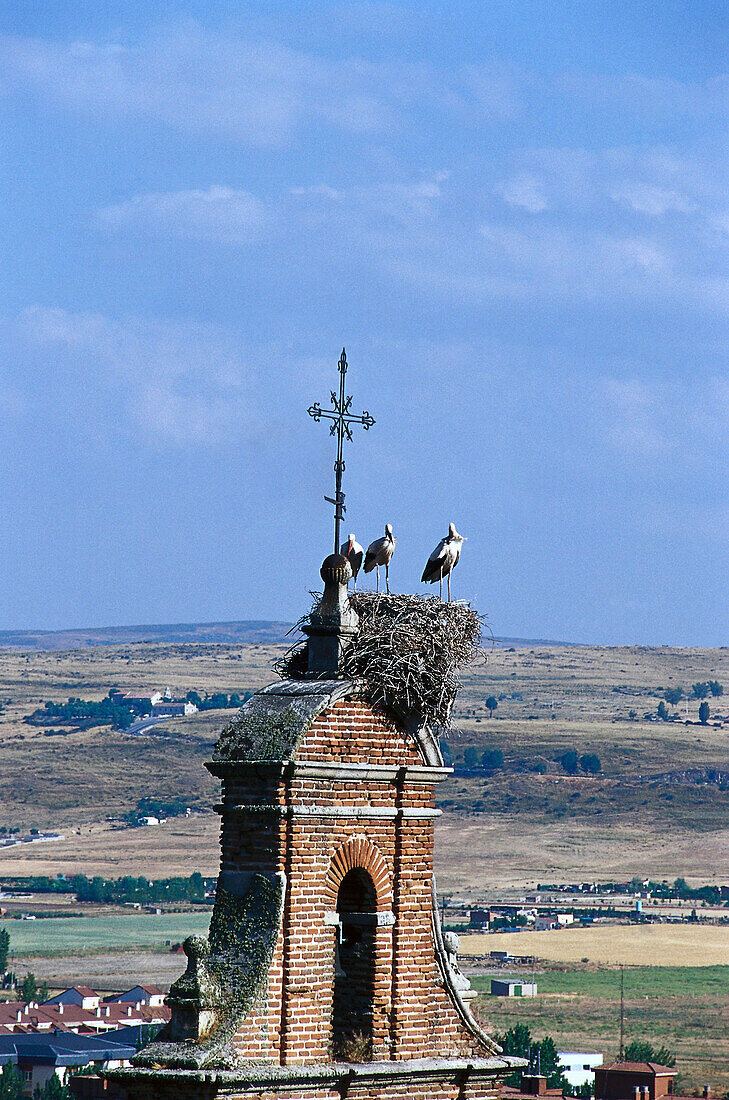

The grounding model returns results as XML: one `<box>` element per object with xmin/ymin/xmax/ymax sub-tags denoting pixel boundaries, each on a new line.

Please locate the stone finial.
<box><xmin>164</xmin><ymin>935</ymin><xmax>223</xmax><ymax>1042</ymax></box>
<box><xmin>302</xmin><ymin>554</ymin><xmax>359</xmax><ymax>675</ymax></box>
<box><xmin>443</xmin><ymin>931</ymin><xmax>474</xmax><ymax>996</ymax></box>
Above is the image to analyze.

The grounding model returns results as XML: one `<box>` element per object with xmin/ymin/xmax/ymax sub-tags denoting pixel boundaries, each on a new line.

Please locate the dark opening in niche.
<box><xmin>331</xmin><ymin>867</ymin><xmax>377</xmax><ymax>1062</ymax></box>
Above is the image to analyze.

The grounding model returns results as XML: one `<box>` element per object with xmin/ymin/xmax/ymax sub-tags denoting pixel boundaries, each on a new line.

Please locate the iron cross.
<box><xmin>308</xmin><ymin>348</ymin><xmax>375</xmax><ymax>554</ymax></box>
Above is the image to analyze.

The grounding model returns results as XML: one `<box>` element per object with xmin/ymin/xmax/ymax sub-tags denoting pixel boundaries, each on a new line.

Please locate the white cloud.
<box><xmin>269</xmin><ymin>164</ymin><xmax>714</xmax><ymax>310</ymax></box>
<box><xmin>610</xmin><ymin>183</ymin><xmax>695</xmax><ymax>216</ymax></box>
<box><xmin>477</xmin><ymin>221</ymin><xmax>671</xmax><ymax>298</ymax></box>
<box><xmin>13</xmin><ymin>306</ymin><xmax>254</xmax><ymax>445</ymax></box>
<box><xmin>10</xmin><ymin>306</ymin><xmax>340</xmax><ymax>450</ymax></box>
<box><xmin>0</xmin><ymin>27</ymin><xmax>392</xmax><ymax>144</ymax></box>
<box><xmin>289</xmin><ymin>172</ymin><xmax>448</xmax><ymax>226</ymax></box>
<box><xmin>497</xmin><ymin>173</ymin><xmax>548</xmax><ymax>213</ymax></box>
<box><xmin>96</xmin><ymin>186</ymin><xmax>269</xmax><ymax>243</ymax></box>
<box><xmin>0</xmin><ymin>24</ymin><xmax>520</xmax><ymax>146</ymax></box>
<box><xmin>559</xmin><ymin>71</ymin><xmax>729</xmax><ymax>124</ymax></box>
<box><xmin>599</xmin><ymin>372</ymin><xmax>729</xmax><ymax>468</ymax></box>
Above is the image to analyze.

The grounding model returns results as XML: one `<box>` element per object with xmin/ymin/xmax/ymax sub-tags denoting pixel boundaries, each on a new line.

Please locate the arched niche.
<box><xmin>331</xmin><ymin>866</ymin><xmax>377</xmax><ymax>1061</ymax></box>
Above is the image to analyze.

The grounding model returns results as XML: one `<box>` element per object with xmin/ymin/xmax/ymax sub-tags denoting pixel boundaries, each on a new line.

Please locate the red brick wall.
<box><xmin>212</xmin><ymin>696</ymin><xmax>485</xmax><ymax>1065</ymax></box>
<box><xmin>296</xmin><ymin>699</ymin><xmax>421</xmax><ymax>763</ymax></box>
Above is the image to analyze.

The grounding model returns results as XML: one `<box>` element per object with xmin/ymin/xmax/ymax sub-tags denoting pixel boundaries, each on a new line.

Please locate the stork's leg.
<box><xmin>376</xmin><ymin>566</ymin><xmax>380</xmax><ymax>593</ymax></box>
<box><xmin>447</xmin><ymin>571</ymin><xmax>452</xmax><ymax>602</ymax></box>
<box><xmin>439</xmin><ymin>569</ymin><xmax>443</xmax><ymax>601</ymax></box>
<box><xmin>385</xmin><ymin>562</ymin><xmax>390</xmax><ymax>594</ymax></box>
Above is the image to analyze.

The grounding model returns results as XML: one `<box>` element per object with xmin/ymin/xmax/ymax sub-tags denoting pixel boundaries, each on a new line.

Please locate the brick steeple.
<box><xmin>107</xmin><ymin>563</ymin><xmax>524</xmax><ymax>1100</ymax></box>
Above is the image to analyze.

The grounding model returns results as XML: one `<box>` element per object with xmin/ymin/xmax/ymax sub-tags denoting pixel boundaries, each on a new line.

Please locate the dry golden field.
<box><xmin>461</xmin><ymin>922</ymin><xmax>729</xmax><ymax>965</ymax></box>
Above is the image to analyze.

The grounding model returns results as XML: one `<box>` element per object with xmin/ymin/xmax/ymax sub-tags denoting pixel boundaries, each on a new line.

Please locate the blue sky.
<box><xmin>0</xmin><ymin>2</ymin><xmax>727</xmax><ymax>643</ymax></box>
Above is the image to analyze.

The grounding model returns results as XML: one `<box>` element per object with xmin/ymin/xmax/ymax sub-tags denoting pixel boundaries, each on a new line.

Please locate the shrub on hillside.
<box><xmin>624</xmin><ymin>1040</ymin><xmax>676</xmax><ymax>1067</ymax></box>
<box><xmin>480</xmin><ymin>748</ymin><xmax>504</xmax><ymax>771</ymax></box>
<box><xmin>559</xmin><ymin>750</ymin><xmax>579</xmax><ymax>774</ymax></box>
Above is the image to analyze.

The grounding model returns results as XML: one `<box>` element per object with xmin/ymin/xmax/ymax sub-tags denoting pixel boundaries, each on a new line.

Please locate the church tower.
<box><xmin>113</xmin><ymin>555</ymin><xmax>522</xmax><ymax>1099</ymax></box>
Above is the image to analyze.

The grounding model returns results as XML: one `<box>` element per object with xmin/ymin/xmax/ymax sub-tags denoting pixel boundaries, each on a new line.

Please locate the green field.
<box><xmin>0</xmin><ymin>912</ymin><xmax>211</xmax><ymax>956</ymax></box>
<box><xmin>472</xmin><ymin>965</ymin><xmax>729</xmax><ymax>998</ymax></box>
<box><xmin>474</xmin><ymin>966</ymin><xmax>729</xmax><ymax>1094</ymax></box>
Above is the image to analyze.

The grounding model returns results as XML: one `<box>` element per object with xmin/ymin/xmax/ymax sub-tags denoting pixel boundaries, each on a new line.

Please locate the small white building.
<box><xmin>151</xmin><ymin>701</ymin><xmax>198</xmax><ymax>717</ymax></box>
<box><xmin>558</xmin><ymin>1051</ymin><xmax>603</xmax><ymax>1089</ymax></box>
<box><xmin>42</xmin><ymin>986</ymin><xmax>100</xmax><ymax>1011</ymax></box>
<box><xmin>105</xmin><ymin>984</ymin><xmax>166</xmax><ymax>1008</ymax></box>
<box><xmin>490</xmin><ymin>979</ymin><xmax>537</xmax><ymax>997</ymax></box>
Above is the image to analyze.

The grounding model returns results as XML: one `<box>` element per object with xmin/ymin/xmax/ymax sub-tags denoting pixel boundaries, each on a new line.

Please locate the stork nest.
<box><xmin>274</xmin><ymin>592</ymin><xmax>488</xmax><ymax>729</ymax></box>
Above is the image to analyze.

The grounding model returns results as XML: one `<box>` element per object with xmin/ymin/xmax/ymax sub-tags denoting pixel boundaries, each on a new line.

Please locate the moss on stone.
<box><xmin>134</xmin><ymin>874</ymin><xmax>284</xmax><ymax>1070</ymax></box>
<box><xmin>214</xmin><ymin>703</ymin><xmax>303</xmax><ymax>762</ymax></box>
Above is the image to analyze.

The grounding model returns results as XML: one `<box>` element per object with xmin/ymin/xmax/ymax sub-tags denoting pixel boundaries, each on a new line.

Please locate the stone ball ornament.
<box><xmin>320</xmin><ymin>553</ymin><xmax>353</xmax><ymax>585</ymax></box>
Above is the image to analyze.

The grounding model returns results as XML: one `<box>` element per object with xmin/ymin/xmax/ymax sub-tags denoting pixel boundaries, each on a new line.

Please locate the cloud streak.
<box><xmin>0</xmin><ymin>24</ymin><xmax>520</xmax><ymax>146</ymax></box>
<box><xmin>97</xmin><ymin>186</ymin><xmax>269</xmax><ymax>243</ymax></box>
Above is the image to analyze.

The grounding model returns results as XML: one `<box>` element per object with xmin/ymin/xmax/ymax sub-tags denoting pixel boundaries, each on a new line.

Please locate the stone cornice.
<box><xmin>214</xmin><ymin>804</ymin><xmax>442</xmax><ymax>820</ymax></box>
<box><xmin>208</xmin><ymin>760</ymin><xmax>452</xmax><ymax>783</ymax></box>
<box><xmin>110</xmin><ymin>1054</ymin><xmax>524</xmax><ymax>1090</ymax></box>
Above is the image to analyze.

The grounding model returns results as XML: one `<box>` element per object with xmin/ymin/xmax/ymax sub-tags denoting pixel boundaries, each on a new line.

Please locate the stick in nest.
<box><xmin>274</xmin><ymin>592</ymin><xmax>489</xmax><ymax>729</ymax></box>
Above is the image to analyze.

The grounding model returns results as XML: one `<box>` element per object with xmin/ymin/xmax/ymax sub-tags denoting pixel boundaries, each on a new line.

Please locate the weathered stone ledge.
<box><xmin>110</xmin><ymin>1054</ymin><xmax>525</xmax><ymax>1089</ymax></box>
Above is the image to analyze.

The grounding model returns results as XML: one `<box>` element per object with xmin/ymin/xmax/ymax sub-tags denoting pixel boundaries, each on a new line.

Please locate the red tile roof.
<box><xmin>598</xmin><ymin>1063</ymin><xmax>676</xmax><ymax>1075</ymax></box>
<box><xmin>0</xmin><ymin>997</ymin><xmax>169</xmax><ymax>1035</ymax></box>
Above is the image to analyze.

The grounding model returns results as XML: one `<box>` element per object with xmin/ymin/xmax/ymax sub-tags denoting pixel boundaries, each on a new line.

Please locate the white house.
<box><xmin>105</xmin><ymin>984</ymin><xmax>166</xmax><ymax>1008</ymax></box>
<box><xmin>150</xmin><ymin>700</ymin><xmax>198</xmax><ymax>717</ymax></box>
<box><xmin>43</xmin><ymin>986</ymin><xmax>99</xmax><ymax>1011</ymax></box>
<box><xmin>558</xmin><ymin>1051</ymin><xmax>603</xmax><ymax>1088</ymax></box>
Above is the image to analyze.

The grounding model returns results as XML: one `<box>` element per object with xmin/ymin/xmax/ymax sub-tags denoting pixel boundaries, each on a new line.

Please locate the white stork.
<box><xmin>363</xmin><ymin>524</ymin><xmax>396</xmax><ymax>594</ymax></box>
<box><xmin>340</xmin><ymin>533</ymin><xmax>364</xmax><ymax>590</ymax></box>
<box><xmin>421</xmin><ymin>523</ymin><xmax>465</xmax><ymax>602</ymax></box>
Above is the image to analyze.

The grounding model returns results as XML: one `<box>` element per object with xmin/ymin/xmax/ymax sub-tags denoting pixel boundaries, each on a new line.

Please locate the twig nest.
<box><xmin>276</xmin><ymin>591</ymin><xmax>486</xmax><ymax>729</ymax></box>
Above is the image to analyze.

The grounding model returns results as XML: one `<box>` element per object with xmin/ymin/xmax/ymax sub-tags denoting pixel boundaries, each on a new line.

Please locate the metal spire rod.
<box><xmin>308</xmin><ymin>348</ymin><xmax>375</xmax><ymax>553</ymax></box>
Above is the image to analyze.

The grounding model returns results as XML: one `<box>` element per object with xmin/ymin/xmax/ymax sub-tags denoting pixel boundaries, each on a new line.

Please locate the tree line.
<box><xmin>664</xmin><ymin>681</ymin><xmax>723</xmax><ymax>705</ymax></box>
<box><xmin>443</xmin><ymin>745</ymin><xmax>601</xmax><ymax>775</ymax></box>
<box><xmin>25</xmin><ymin>690</ymin><xmax>251</xmax><ymax>731</ymax></box>
<box><xmin>1</xmin><ymin>872</ymin><xmax>210</xmax><ymax>906</ymax></box>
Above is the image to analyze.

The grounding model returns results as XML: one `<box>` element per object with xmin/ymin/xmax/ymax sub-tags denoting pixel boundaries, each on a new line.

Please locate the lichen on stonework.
<box><xmin>213</xmin><ymin>702</ymin><xmax>302</xmax><ymax>762</ymax></box>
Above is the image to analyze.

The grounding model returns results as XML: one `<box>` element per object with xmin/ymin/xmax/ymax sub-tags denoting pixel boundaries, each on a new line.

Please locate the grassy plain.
<box><xmin>473</xmin><ymin>964</ymin><xmax>729</xmax><ymax>1094</ymax></box>
<box><xmin>1</xmin><ymin>641</ymin><xmax>729</xmax><ymax>891</ymax></box>
<box><xmin>0</xmin><ymin>912</ymin><xmax>211</xmax><ymax>956</ymax></box>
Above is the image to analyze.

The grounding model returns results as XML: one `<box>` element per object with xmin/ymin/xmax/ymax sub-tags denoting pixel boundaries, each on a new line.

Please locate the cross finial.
<box><xmin>308</xmin><ymin>348</ymin><xmax>375</xmax><ymax>553</ymax></box>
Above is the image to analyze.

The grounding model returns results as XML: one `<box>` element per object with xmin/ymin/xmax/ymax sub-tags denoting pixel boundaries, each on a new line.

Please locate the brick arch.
<box><xmin>323</xmin><ymin>836</ymin><xmax>393</xmax><ymax>912</ymax></box>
